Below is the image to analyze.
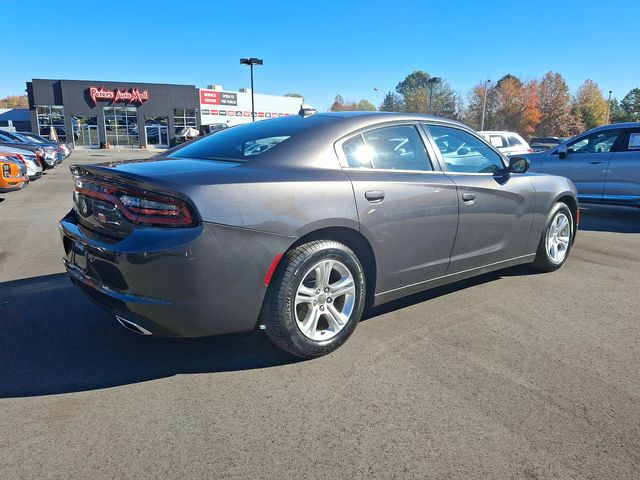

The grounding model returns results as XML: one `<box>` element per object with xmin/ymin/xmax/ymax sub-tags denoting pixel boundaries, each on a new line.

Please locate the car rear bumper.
<box><xmin>59</xmin><ymin>210</ymin><xmax>295</xmax><ymax>337</ymax></box>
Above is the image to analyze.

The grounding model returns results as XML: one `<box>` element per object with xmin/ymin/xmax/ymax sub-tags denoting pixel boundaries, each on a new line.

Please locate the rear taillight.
<box><xmin>527</xmin><ymin>148</ymin><xmax>533</xmax><ymax>153</ymax></box>
<box><xmin>74</xmin><ymin>179</ymin><xmax>196</xmax><ymax>227</ymax></box>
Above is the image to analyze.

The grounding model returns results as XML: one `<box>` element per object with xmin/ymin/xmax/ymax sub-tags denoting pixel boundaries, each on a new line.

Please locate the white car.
<box><xmin>478</xmin><ymin>131</ymin><xmax>532</xmax><ymax>156</ymax></box>
<box><xmin>0</xmin><ymin>145</ymin><xmax>43</xmax><ymax>179</ymax></box>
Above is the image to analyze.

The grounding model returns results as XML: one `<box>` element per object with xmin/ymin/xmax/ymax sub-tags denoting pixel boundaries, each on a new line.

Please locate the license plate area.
<box><xmin>70</xmin><ymin>239</ymin><xmax>88</xmax><ymax>273</ymax></box>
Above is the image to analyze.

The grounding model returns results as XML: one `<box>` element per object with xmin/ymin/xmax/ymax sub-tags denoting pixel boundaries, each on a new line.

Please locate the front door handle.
<box><xmin>588</xmin><ymin>160</ymin><xmax>605</xmax><ymax>164</ymax></box>
<box><xmin>365</xmin><ymin>190</ymin><xmax>385</xmax><ymax>203</ymax></box>
<box><xmin>462</xmin><ymin>192</ymin><xmax>476</xmax><ymax>202</ymax></box>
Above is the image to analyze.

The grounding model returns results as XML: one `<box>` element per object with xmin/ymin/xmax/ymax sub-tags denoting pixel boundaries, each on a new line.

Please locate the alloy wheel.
<box><xmin>294</xmin><ymin>259</ymin><xmax>356</xmax><ymax>341</ymax></box>
<box><xmin>546</xmin><ymin>212</ymin><xmax>571</xmax><ymax>263</ymax></box>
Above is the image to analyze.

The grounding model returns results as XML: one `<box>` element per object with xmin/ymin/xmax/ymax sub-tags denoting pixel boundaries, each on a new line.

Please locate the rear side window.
<box><xmin>627</xmin><ymin>132</ymin><xmax>640</xmax><ymax>150</ymax></box>
<box><xmin>425</xmin><ymin>125</ymin><xmax>506</xmax><ymax>174</ymax></box>
<box><xmin>487</xmin><ymin>135</ymin><xmax>507</xmax><ymax>148</ymax></box>
<box><xmin>507</xmin><ymin>135</ymin><xmax>523</xmax><ymax>147</ymax></box>
<box><xmin>169</xmin><ymin>116</ymin><xmax>334</xmax><ymax>162</ymax></box>
<box><xmin>342</xmin><ymin>125</ymin><xmax>432</xmax><ymax>171</ymax></box>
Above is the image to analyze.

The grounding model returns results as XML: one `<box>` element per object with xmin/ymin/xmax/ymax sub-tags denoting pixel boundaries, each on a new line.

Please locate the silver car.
<box><xmin>60</xmin><ymin>112</ymin><xmax>578</xmax><ymax>358</ymax></box>
<box><xmin>0</xmin><ymin>145</ymin><xmax>43</xmax><ymax>179</ymax></box>
<box><xmin>525</xmin><ymin>122</ymin><xmax>640</xmax><ymax>207</ymax></box>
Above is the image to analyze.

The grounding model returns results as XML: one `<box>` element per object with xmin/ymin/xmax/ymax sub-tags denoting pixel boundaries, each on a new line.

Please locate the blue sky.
<box><xmin>3</xmin><ymin>0</ymin><xmax>639</xmax><ymax>109</ymax></box>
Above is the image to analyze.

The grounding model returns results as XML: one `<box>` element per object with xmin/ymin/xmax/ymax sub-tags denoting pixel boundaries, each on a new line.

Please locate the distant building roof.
<box><xmin>0</xmin><ymin>109</ymin><xmax>30</xmax><ymax>122</ymax></box>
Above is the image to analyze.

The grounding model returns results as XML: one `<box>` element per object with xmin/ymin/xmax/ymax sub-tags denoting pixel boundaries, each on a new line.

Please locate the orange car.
<box><xmin>0</xmin><ymin>153</ymin><xmax>29</xmax><ymax>193</ymax></box>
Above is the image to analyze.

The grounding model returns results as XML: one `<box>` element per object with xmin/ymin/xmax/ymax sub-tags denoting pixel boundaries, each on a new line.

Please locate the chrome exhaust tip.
<box><xmin>116</xmin><ymin>315</ymin><xmax>153</xmax><ymax>335</ymax></box>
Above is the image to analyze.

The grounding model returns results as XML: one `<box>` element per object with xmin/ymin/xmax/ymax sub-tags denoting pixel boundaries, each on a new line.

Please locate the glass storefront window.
<box><xmin>173</xmin><ymin>108</ymin><xmax>196</xmax><ymax>134</ymax></box>
<box><xmin>72</xmin><ymin>116</ymin><xmax>99</xmax><ymax>148</ymax></box>
<box><xmin>104</xmin><ymin>106</ymin><xmax>139</xmax><ymax>147</ymax></box>
<box><xmin>36</xmin><ymin>105</ymin><xmax>66</xmax><ymax>141</ymax></box>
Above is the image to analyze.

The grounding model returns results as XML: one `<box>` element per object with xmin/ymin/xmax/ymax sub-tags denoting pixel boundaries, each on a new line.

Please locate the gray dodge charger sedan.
<box><xmin>60</xmin><ymin>112</ymin><xmax>578</xmax><ymax>358</ymax></box>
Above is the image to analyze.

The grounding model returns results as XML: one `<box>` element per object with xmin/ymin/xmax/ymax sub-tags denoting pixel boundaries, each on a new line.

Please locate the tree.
<box><xmin>329</xmin><ymin>95</ymin><xmax>376</xmax><ymax>111</ymax></box>
<box><xmin>329</xmin><ymin>95</ymin><xmax>347</xmax><ymax>111</ymax></box>
<box><xmin>395</xmin><ymin>71</ymin><xmax>431</xmax><ymax>98</ymax></box>
<box><xmin>537</xmin><ymin>72</ymin><xmax>584</xmax><ymax>137</ymax></box>
<box><xmin>573</xmin><ymin>79</ymin><xmax>607</xmax><ymax>129</ymax></box>
<box><xmin>493</xmin><ymin>74</ymin><xmax>525</xmax><ymax>132</ymax></box>
<box><xmin>0</xmin><ymin>95</ymin><xmax>28</xmax><ymax>108</ymax></box>
<box><xmin>379</xmin><ymin>92</ymin><xmax>404</xmax><ymax>112</ymax></box>
<box><xmin>608</xmin><ymin>97</ymin><xmax>630</xmax><ymax>123</ymax></box>
<box><xmin>490</xmin><ymin>75</ymin><xmax>541</xmax><ymax>135</ymax></box>
<box><xmin>356</xmin><ymin>99</ymin><xmax>376</xmax><ymax>111</ymax></box>
<box><xmin>464</xmin><ymin>81</ymin><xmax>499</xmax><ymax>130</ymax></box>
<box><xmin>396</xmin><ymin>70</ymin><xmax>457</xmax><ymax>117</ymax></box>
<box><xmin>284</xmin><ymin>93</ymin><xmax>304</xmax><ymax>98</ymax></box>
<box><xmin>620</xmin><ymin>88</ymin><xmax>640</xmax><ymax>122</ymax></box>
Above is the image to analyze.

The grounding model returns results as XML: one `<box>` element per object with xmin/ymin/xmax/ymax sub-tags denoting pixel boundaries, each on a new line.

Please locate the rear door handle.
<box><xmin>588</xmin><ymin>160</ymin><xmax>604</xmax><ymax>164</ymax></box>
<box><xmin>365</xmin><ymin>190</ymin><xmax>385</xmax><ymax>203</ymax></box>
<box><xmin>462</xmin><ymin>193</ymin><xmax>476</xmax><ymax>202</ymax></box>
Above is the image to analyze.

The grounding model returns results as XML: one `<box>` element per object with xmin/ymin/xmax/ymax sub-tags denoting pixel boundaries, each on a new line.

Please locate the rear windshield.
<box><xmin>168</xmin><ymin>116</ymin><xmax>332</xmax><ymax>162</ymax></box>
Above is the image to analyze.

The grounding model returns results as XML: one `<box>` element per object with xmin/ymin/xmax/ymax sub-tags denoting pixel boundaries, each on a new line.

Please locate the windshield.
<box><xmin>0</xmin><ymin>130</ymin><xmax>22</xmax><ymax>142</ymax></box>
<box><xmin>168</xmin><ymin>116</ymin><xmax>333</xmax><ymax>162</ymax></box>
<box><xmin>21</xmin><ymin>133</ymin><xmax>45</xmax><ymax>143</ymax></box>
<box><xmin>11</xmin><ymin>132</ymin><xmax>34</xmax><ymax>143</ymax></box>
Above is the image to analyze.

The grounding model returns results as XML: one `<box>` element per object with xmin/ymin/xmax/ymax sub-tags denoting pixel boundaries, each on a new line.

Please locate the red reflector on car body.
<box><xmin>264</xmin><ymin>253</ymin><xmax>283</xmax><ymax>286</ymax></box>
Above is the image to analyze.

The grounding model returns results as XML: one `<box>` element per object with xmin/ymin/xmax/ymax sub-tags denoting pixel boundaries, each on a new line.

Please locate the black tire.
<box><xmin>532</xmin><ymin>202</ymin><xmax>574</xmax><ymax>272</ymax></box>
<box><xmin>261</xmin><ymin>240</ymin><xmax>366</xmax><ymax>358</ymax></box>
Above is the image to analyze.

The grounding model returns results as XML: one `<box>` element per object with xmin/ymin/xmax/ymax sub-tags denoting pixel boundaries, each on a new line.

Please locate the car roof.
<box><xmin>478</xmin><ymin>130</ymin><xmax>522</xmax><ymax>136</ymax></box>
<box><xmin>582</xmin><ymin>122</ymin><xmax>640</xmax><ymax>135</ymax></box>
<box><xmin>312</xmin><ymin>111</ymin><xmax>467</xmax><ymax>125</ymax></box>
<box><xmin>0</xmin><ymin>145</ymin><xmax>33</xmax><ymax>155</ymax></box>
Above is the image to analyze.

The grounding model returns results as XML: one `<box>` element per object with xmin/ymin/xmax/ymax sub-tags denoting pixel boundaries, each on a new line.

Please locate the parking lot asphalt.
<box><xmin>1</xmin><ymin>150</ymin><xmax>639</xmax><ymax>479</ymax></box>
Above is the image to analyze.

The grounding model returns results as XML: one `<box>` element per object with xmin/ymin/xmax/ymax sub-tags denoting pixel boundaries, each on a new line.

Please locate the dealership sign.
<box><xmin>200</xmin><ymin>90</ymin><xmax>238</xmax><ymax>106</ymax></box>
<box><xmin>88</xmin><ymin>86</ymin><xmax>150</xmax><ymax>106</ymax></box>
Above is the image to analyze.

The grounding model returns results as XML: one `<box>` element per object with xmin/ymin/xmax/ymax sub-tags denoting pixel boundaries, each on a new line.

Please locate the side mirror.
<box><xmin>508</xmin><ymin>156</ymin><xmax>530</xmax><ymax>174</ymax></box>
<box><xmin>558</xmin><ymin>144</ymin><xmax>568</xmax><ymax>159</ymax></box>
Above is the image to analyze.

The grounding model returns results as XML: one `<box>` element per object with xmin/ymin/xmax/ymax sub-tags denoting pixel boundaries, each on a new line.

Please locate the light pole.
<box><xmin>427</xmin><ymin>77</ymin><xmax>441</xmax><ymax>115</ymax></box>
<box><xmin>240</xmin><ymin>57</ymin><xmax>263</xmax><ymax>122</ymax></box>
<box><xmin>606</xmin><ymin>90</ymin><xmax>612</xmax><ymax>124</ymax></box>
<box><xmin>480</xmin><ymin>79</ymin><xmax>492</xmax><ymax>131</ymax></box>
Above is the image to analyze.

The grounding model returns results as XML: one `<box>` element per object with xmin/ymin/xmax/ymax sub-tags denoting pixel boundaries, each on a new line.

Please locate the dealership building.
<box><xmin>26</xmin><ymin>79</ymin><xmax>303</xmax><ymax>148</ymax></box>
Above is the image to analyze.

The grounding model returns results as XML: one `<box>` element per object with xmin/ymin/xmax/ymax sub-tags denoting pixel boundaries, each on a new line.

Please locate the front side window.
<box><xmin>342</xmin><ymin>125</ymin><xmax>432</xmax><ymax>171</ymax></box>
<box><xmin>566</xmin><ymin>129</ymin><xmax>620</xmax><ymax>154</ymax></box>
<box><xmin>425</xmin><ymin>125</ymin><xmax>506</xmax><ymax>174</ymax></box>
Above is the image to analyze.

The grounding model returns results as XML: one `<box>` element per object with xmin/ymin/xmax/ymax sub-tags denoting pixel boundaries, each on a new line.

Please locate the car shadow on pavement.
<box><xmin>0</xmin><ymin>273</ymin><xmax>302</xmax><ymax>398</ymax></box>
<box><xmin>363</xmin><ymin>264</ymin><xmax>537</xmax><ymax>320</ymax></box>
<box><xmin>578</xmin><ymin>204</ymin><xmax>640</xmax><ymax>233</ymax></box>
